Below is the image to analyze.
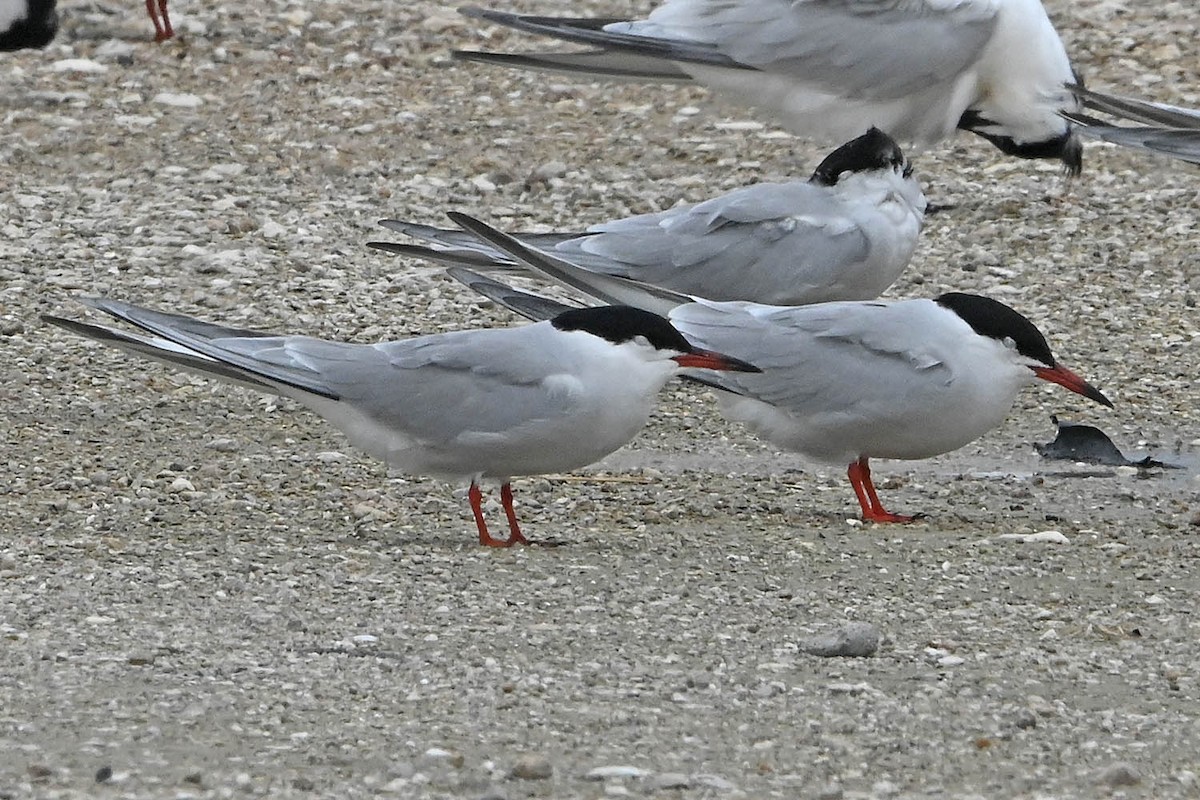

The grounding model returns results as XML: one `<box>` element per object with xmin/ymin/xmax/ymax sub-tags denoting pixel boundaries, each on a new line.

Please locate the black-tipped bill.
<box><xmin>1032</xmin><ymin>364</ymin><xmax>1112</xmax><ymax>408</ymax></box>
<box><xmin>673</xmin><ymin>349</ymin><xmax>761</xmax><ymax>373</ymax></box>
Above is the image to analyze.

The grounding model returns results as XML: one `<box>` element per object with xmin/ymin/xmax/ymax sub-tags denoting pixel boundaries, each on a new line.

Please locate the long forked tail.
<box><xmin>41</xmin><ymin>299</ymin><xmax>338</xmax><ymax>400</ymax></box>
<box><xmin>452</xmin><ymin>6</ymin><xmax>744</xmax><ymax>80</ymax></box>
<box><xmin>41</xmin><ymin>312</ymin><xmax>282</xmax><ymax>395</ymax></box>
<box><xmin>1065</xmin><ymin>84</ymin><xmax>1200</xmax><ymax>165</ymax></box>
<box><xmin>444</xmin><ymin>267</ymin><xmax>574</xmax><ymax>323</ymax></box>
<box><xmin>1069</xmin><ymin>84</ymin><xmax>1200</xmax><ymax>128</ymax></box>
<box><xmin>445</xmin><ymin>211</ymin><xmax>688</xmax><ymax>316</ymax></box>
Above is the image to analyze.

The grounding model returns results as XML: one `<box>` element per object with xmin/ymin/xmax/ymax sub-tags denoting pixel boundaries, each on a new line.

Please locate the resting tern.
<box><xmin>443</xmin><ymin>213</ymin><xmax>1114</xmax><ymax>523</ymax></box>
<box><xmin>369</xmin><ymin>128</ymin><xmax>926</xmax><ymax>310</ymax></box>
<box><xmin>42</xmin><ymin>298</ymin><xmax>757</xmax><ymax>546</ymax></box>
<box><xmin>454</xmin><ymin>0</ymin><xmax>1086</xmax><ymax>173</ymax></box>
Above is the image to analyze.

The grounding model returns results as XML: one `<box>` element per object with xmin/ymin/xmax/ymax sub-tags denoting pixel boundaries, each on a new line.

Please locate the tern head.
<box><xmin>935</xmin><ymin>293</ymin><xmax>1110</xmax><ymax>407</ymax></box>
<box><xmin>810</xmin><ymin>127</ymin><xmax>911</xmax><ymax>186</ymax></box>
<box><xmin>957</xmin><ymin>111</ymin><xmax>1083</xmax><ymax>176</ymax></box>
<box><xmin>550</xmin><ymin>305</ymin><xmax>761</xmax><ymax>372</ymax></box>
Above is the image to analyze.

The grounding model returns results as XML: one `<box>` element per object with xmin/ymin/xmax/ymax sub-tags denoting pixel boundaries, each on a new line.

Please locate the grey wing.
<box><xmin>292</xmin><ymin>325</ymin><xmax>585</xmax><ymax>445</ymax></box>
<box><xmin>458</xmin><ymin>2</ymin><xmax>998</xmax><ymax>99</ymax></box>
<box><xmin>625</xmin><ymin>0</ymin><xmax>1000</xmax><ymax>99</ymax></box>
<box><xmin>557</xmin><ymin>182</ymin><xmax>869</xmax><ymax>303</ymax></box>
<box><xmin>668</xmin><ymin>300</ymin><xmax>951</xmax><ymax>412</ymax></box>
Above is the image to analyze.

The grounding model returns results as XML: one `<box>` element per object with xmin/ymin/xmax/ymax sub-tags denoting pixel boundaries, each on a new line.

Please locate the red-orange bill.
<box><xmin>1032</xmin><ymin>364</ymin><xmax>1112</xmax><ymax>408</ymax></box>
<box><xmin>673</xmin><ymin>349</ymin><xmax>761</xmax><ymax>373</ymax></box>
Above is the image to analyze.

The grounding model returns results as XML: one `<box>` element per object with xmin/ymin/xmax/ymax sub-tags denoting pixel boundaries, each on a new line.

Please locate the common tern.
<box><xmin>444</xmin><ymin>213</ymin><xmax>1114</xmax><ymax>523</ymax></box>
<box><xmin>369</xmin><ymin>128</ymin><xmax>926</xmax><ymax>310</ymax></box>
<box><xmin>454</xmin><ymin>0</ymin><xmax>1085</xmax><ymax>173</ymax></box>
<box><xmin>1</xmin><ymin>0</ymin><xmax>56</xmax><ymax>49</ymax></box>
<box><xmin>42</xmin><ymin>298</ymin><xmax>757</xmax><ymax>546</ymax></box>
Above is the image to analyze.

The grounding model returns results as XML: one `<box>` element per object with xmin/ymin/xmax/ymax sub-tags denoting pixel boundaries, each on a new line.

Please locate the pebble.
<box><xmin>997</xmin><ymin>531</ymin><xmax>1070</xmax><ymax>544</ymax></box>
<box><xmin>800</xmin><ymin>621</ymin><xmax>881</xmax><ymax>657</ymax></box>
<box><xmin>1095</xmin><ymin>762</ymin><xmax>1141</xmax><ymax>787</ymax></box>
<box><xmin>509</xmin><ymin>755</ymin><xmax>553</xmax><ymax>781</ymax></box>
<box><xmin>153</xmin><ymin>92</ymin><xmax>204</xmax><ymax>108</ymax></box>
<box><xmin>52</xmin><ymin>59</ymin><xmax>107</xmax><ymax>73</ymax></box>
<box><xmin>585</xmin><ymin>766</ymin><xmax>648</xmax><ymax>781</ymax></box>
<box><xmin>648</xmin><ymin>773</ymin><xmax>692</xmax><ymax>790</ymax></box>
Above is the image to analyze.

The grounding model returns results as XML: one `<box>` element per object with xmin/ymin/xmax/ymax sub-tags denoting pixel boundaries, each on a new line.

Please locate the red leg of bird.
<box><xmin>147</xmin><ymin>0</ymin><xmax>174</xmax><ymax>41</ymax></box>
<box><xmin>469</xmin><ymin>482</ymin><xmax>513</xmax><ymax>547</ymax></box>
<box><xmin>847</xmin><ymin>457</ymin><xmax>918</xmax><ymax>523</ymax></box>
<box><xmin>499</xmin><ymin>483</ymin><xmax>529</xmax><ymax>546</ymax></box>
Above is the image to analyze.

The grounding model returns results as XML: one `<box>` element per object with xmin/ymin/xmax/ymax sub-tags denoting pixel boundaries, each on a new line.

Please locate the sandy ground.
<box><xmin>2</xmin><ymin>0</ymin><xmax>1200</xmax><ymax>798</ymax></box>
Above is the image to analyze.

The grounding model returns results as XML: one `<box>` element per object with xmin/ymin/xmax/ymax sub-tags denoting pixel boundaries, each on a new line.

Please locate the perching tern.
<box><xmin>454</xmin><ymin>0</ymin><xmax>1085</xmax><ymax>173</ymax></box>
<box><xmin>444</xmin><ymin>213</ymin><xmax>1114</xmax><ymax>523</ymax></box>
<box><xmin>42</xmin><ymin>298</ymin><xmax>758</xmax><ymax>546</ymax></box>
<box><xmin>369</xmin><ymin>128</ymin><xmax>926</xmax><ymax>310</ymax></box>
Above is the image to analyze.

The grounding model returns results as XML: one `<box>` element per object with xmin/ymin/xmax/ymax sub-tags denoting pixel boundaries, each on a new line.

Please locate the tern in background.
<box><xmin>443</xmin><ymin>213</ymin><xmax>1114</xmax><ymax>523</ymax></box>
<box><xmin>42</xmin><ymin>299</ymin><xmax>757</xmax><ymax>546</ymax></box>
<box><xmin>369</xmin><ymin>128</ymin><xmax>926</xmax><ymax>311</ymax></box>
<box><xmin>455</xmin><ymin>0</ymin><xmax>1085</xmax><ymax>173</ymax></box>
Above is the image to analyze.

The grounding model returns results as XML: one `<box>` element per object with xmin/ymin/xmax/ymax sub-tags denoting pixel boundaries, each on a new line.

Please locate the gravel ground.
<box><xmin>3</xmin><ymin>1</ymin><xmax>1199</xmax><ymax>798</ymax></box>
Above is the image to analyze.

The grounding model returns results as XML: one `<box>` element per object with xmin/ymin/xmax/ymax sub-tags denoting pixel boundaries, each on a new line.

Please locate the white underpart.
<box><xmin>970</xmin><ymin>0</ymin><xmax>1077</xmax><ymax>144</ymax></box>
<box><xmin>281</xmin><ymin>332</ymin><xmax>680</xmax><ymax>482</ymax></box>
<box><xmin>813</xmin><ymin>165</ymin><xmax>926</xmax><ymax>300</ymax></box>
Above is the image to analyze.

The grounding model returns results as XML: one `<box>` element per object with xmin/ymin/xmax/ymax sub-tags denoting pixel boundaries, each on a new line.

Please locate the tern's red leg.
<box><xmin>847</xmin><ymin>457</ymin><xmax>918</xmax><ymax>523</ymax></box>
<box><xmin>499</xmin><ymin>482</ymin><xmax>529</xmax><ymax>546</ymax></box>
<box><xmin>469</xmin><ymin>481</ymin><xmax>523</xmax><ymax>547</ymax></box>
<box><xmin>146</xmin><ymin>0</ymin><xmax>174</xmax><ymax>41</ymax></box>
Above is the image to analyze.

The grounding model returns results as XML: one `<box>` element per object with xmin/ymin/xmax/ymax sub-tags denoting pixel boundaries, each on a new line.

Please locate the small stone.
<box><xmin>649</xmin><ymin>773</ymin><xmax>692</xmax><ymax>790</ymax></box>
<box><xmin>0</xmin><ymin>317</ymin><xmax>24</xmax><ymax>336</ymax></box>
<box><xmin>167</xmin><ymin>477</ymin><xmax>196</xmax><ymax>493</ymax></box>
<box><xmin>205</xmin><ymin>438</ymin><xmax>239</xmax><ymax>452</ymax></box>
<box><xmin>585</xmin><ymin>766</ymin><xmax>647</xmax><ymax>781</ymax></box>
<box><xmin>938</xmin><ymin>655</ymin><xmax>966</xmax><ymax>667</ymax></box>
<box><xmin>292</xmin><ymin>776</ymin><xmax>314</xmax><ymax>791</ymax></box>
<box><xmin>998</xmin><ymin>531</ymin><xmax>1070</xmax><ymax>544</ymax></box>
<box><xmin>800</xmin><ymin>622</ymin><xmax>881</xmax><ymax>657</ymax></box>
<box><xmin>154</xmin><ymin>92</ymin><xmax>204</xmax><ymax>108</ymax></box>
<box><xmin>95</xmin><ymin>766</ymin><xmax>113</xmax><ymax>783</ymax></box>
<box><xmin>1096</xmin><ymin>762</ymin><xmax>1141</xmax><ymax>788</ymax></box>
<box><xmin>53</xmin><ymin>58</ymin><xmax>108</xmax><ymax>73</ymax></box>
<box><xmin>815</xmin><ymin>785</ymin><xmax>844</xmax><ymax>800</ymax></box>
<box><xmin>183</xmin><ymin>772</ymin><xmax>203</xmax><ymax>785</ymax></box>
<box><xmin>509</xmin><ymin>755</ymin><xmax>552</xmax><ymax>781</ymax></box>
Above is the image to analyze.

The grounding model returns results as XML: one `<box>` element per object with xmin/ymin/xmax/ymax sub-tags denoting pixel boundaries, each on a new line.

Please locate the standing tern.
<box><xmin>369</xmin><ymin>128</ymin><xmax>926</xmax><ymax>310</ymax></box>
<box><xmin>42</xmin><ymin>298</ymin><xmax>757</xmax><ymax>546</ymax></box>
<box><xmin>443</xmin><ymin>213</ymin><xmax>1114</xmax><ymax>523</ymax></box>
<box><xmin>454</xmin><ymin>0</ymin><xmax>1085</xmax><ymax>173</ymax></box>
